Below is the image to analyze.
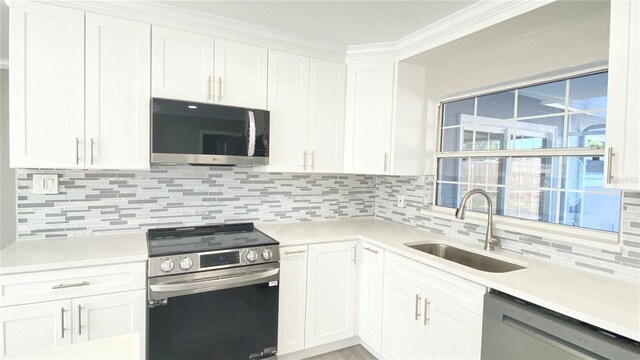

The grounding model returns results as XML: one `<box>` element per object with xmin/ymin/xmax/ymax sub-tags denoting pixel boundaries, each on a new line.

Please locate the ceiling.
<box><xmin>155</xmin><ymin>1</ymin><xmax>477</xmax><ymax>46</ymax></box>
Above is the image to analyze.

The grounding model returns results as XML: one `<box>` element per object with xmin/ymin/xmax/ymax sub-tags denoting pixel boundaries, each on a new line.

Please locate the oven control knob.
<box><xmin>261</xmin><ymin>249</ymin><xmax>273</xmax><ymax>261</ymax></box>
<box><xmin>245</xmin><ymin>250</ymin><xmax>258</xmax><ymax>263</ymax></box>
<box><xmin>160</xmin><ymin>259</ymin><xmax>174</xmax><ymax>273</ymax></box>
<box><xmin>179</xmin><ymin>257</ymin><xmax>193</xmax><ymax>270</ymax></box>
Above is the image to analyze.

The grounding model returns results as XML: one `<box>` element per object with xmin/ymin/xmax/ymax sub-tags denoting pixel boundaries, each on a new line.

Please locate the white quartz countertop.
<box><xmin>256</xmin><ymin>218</ymin><xmax>640</xmax><ymax>342</ymax></box>
<box><xmin>0</xmin><ymin>232</ymin><xmax>148</xmax><ymax>274</ymax></box>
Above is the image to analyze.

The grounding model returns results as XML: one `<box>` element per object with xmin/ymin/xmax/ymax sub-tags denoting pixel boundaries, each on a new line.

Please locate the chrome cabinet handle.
<box><xmin>90</xmin><ymin>138</ymin><xmax>94</xmax><ymax>165</ymax></box>
<box><xmin>218</xmin><ymin>77</ymin><xmax>223</xmax><ymax>102</ymax></box>
<box><xmin>352</xmin><ymin>244</ymin><xmax>357</xmax><ymax>265</ymax></box>
<box><xmin>415</xmin><ymin>294</ymin><xmax>422</xmax><ymax>320</ymax></box>
<box><xmin>78</xmin><ymin>305</ymin><xmax>82</xmax><ymax>335</ymax></box>
<box><xmin>52</xmin><ymin>281</ymin><xmax>90</xmax><ymax>290</ymax></box>
<box><xmin>283</xmin><ymin>250</ymin><xmax>306</xmax><ymax>255</ymax></box>
<box><xmin>310</xmin><ymin>151</ymin><xmax>315</xmax><ymax>170</ymax></box>
<box><xmin>75</xmin><ymin>137</ymin><xmax>80</xmax><ymax>165</ymax></box>
<box><xmin>363</xmin><ymin>246</ymin><xmax>378</xmax><ymax>254</ymax></box>
<box><xmin>61</xmin><ymin>307</ymin><xmax>65</xmax><ymax>338</ymax></box>
<box><xmin>424</xmin><ymin>298</ymin><xmax>430</xmax><ymax>325</ymax></box>
<box><xmin>207</xmin><ymin>75</ymin><xmax>213</xmax><ymax>101</ymax></box>
<box><xmin>384</xmin><ymin>152</ymin><xmax>388</xmax><ymax>172</ymax></box>
<box><xmin>303</xmin><ymin>151</ymin><xmax>307</xmax><ymax>170</ymax></box>
<box><xmin>606</xmin><ymin>147</ymin><xmax>614</xmax><ymax>184</ymax></box>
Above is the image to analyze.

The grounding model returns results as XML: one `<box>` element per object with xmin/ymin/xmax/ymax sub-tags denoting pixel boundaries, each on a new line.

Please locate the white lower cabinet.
<box><xmin>278</xmin><ymin>245</ymin><xmax>309</xmax><ymax>354</ymax></box>
<box><xmin>277</xmin><ymin>241</ymin><xmax>357</xmax><ymax>355</ymax></box>
<box><xmin>0</xmin><ymin>300</ymin><xmax>72</xmax><ymax>356</ymax></box>
<box><xmin>381</xmin><ymin>275</ymin><xmax>428</xmax><ymax>359</ymax></box>
<box><xmin>381</xmin><ymin>253</ymin><xmax>485</xmax><ymax>360</ymax></box>
<box><xmin>73</xmin><ymin>291</ymin><xmax>146</xmax><ymax>344</ymax></box>
<box><xmin>305</xmin><ymin>241</ymin><xmax>357</xmax><ymax>348</ymax></box>
<box><xmin>0</xmin><ymin>263</ymin><xmax>146</xmax><ymax>358</ymax></box>
<box><xmin>358</xmin><ymin>242</ymin><xmax>385</xmax><ymax>354</ymax></box>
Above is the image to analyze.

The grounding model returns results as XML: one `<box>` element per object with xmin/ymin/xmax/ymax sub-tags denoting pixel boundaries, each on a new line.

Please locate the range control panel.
<box><xmin>148</xmin><ymin>245</ymin><xmax>280</xmax><ymax>277</ymax></box>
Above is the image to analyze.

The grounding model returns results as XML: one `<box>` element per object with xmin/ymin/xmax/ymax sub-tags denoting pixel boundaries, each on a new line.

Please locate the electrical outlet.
<box><xmin>397</xmin><ymin>195</ymin><xmax>405</xmax><ymax>208</ymax></box>
<box><xmin>33</xmin><ymin>174</ymin><xmax>59</xmax><ymax>194</ymax></box>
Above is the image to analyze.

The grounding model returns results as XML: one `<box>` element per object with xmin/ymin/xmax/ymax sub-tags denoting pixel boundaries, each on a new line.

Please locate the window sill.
<box><xmin>420</xmin><ymin>206</ymin><xmax>622</xmax><ymax>252</ymax></box>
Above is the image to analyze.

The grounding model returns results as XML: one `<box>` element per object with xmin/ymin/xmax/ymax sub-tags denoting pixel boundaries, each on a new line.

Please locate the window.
<box><xmin>435</xmin><ymin>71</ymin><xmax>621</xmax><ymax>233</ymax></box>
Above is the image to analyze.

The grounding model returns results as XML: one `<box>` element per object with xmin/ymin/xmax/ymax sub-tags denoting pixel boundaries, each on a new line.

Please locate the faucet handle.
<box><xmin>488</xmin><ymin>237</ymin><xmax>501</xmax><ymax>251</ymax></box>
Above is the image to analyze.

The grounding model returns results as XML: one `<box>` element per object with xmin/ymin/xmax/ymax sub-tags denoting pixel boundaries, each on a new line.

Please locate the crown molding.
<box><xmin>0</xmin><ymin>58</ymin><xmax>8</xmax><ymax>69</ymax></box>
<box><xmin>45</xmin><ymin>0</ymin><xmax>347</xmax><ymax>62</ymax></box>
<box><xmin>347</xmin><ymin>0</ymin><xmax>555</xmax><ymax>61</ymax></box>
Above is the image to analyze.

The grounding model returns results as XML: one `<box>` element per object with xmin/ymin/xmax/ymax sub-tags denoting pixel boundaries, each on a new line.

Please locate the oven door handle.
<box><xmin>150</xmin><ymin>268</ymin><xmax>279</xmax><ymax>294</ymax></box>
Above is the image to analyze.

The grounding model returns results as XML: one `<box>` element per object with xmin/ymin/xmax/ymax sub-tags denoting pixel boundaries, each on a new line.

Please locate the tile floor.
<box><xmin>305</xmin><ymin>345</ymin><xmax>377</xmax><ymax>360</ymax></box>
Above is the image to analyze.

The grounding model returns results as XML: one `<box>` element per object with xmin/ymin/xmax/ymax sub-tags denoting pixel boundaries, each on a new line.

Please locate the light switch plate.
<box><xmin>33</xmin><ymin>174</ymin><xmax>59</xmax><ymax>195</ymax></box>
<box><xmin>397</xmin><ymin>195</ymin><xmax>405</xmax><ymax>208</ymax></box>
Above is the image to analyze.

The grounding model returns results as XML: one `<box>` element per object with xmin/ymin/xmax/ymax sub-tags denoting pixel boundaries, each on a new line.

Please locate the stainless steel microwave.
<box><xmin>151</xmin><ymin>98</ymin><xmax>269</xmax><ymax>166</ymax></box>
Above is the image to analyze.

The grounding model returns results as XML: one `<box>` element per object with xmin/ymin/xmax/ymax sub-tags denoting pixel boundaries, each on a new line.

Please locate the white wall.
<box><xmin>406</xmin><ymin>1</ymin><xmax>610</xmax><ymax>100</ymax></box>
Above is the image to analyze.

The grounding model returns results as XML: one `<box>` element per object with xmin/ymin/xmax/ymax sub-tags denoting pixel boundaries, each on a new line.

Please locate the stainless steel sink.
<box><xmin>406</xmin><ymin>243</ymin><xmax>525</xmax><ymax>273</ymax></box>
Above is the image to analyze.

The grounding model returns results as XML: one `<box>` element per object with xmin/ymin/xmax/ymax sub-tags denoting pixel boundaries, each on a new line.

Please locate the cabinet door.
<box><xmin>267</xmin><ymin>50</ymin><xmax>310</xmax><ymax>171</ymax></box>
<box><xmin>606</xmin><ymin>0</ymin><xmax>640</xmax><ymax>190</ymax></box>
<box><xmin>0</xmin><ymin>300</ymin><xmax>72</xmax><ymax>357</ymax></box>
<box><xmin>85</xmin><ymin>14</ymin><xmax>150</xmax><ymax>170</ymax></box>
<box><xmin>308</xmin><ymin>59</ymin><xmax>346</xmax><ymax>173</ymax></box>
<box><xmin>344</xmin><ymin>62</ymin><xmax>394</xmax><ymax>175</ymax></box>
<box><xmin>358</xmin><ymin>242</ymin><xmax>384</xmax><ymax>354</ymax></box>
<box><xmin>381</xmin><ymin>274</ymin><xmax>427</xmax><ymax>359</ymax></box>
<box><xmin>72</xmin><ymin>290</ymin><xmax>146</xmax><ymax>357</ymax></box>
<box><xmin>425</xmin><ymin>294</ymin><xmax>482</xmax><ymax>359</ymax></box>
<box><xmin>277</xmin><ymin>245</ymin><xmax>308</xmax><ymax>355</ymax></box>
<box><xmin>9</xmin><ymin>2</ymin><xmax>85</xmax><ymax>169</ymax></box>
<box><xmin>305</xmin><ymin>241</ymin><xmax>357</xmax><ymax>348</ymax></box>
<box><xmin>214</xmin><ymin>39</ymin><xmax>268</xmax><ymax>109</ymax></box>
<box><xmin>151</xmin><ymin>26</ymin><xmax>214</xmax><ymax>102</ymax></box>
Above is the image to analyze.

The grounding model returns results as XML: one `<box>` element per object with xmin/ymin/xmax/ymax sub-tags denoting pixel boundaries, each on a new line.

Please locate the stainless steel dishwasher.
<box><xmin>481</xmin><ymin>291</ymin><xmax>640</xmax><ymax>360</ymax></box>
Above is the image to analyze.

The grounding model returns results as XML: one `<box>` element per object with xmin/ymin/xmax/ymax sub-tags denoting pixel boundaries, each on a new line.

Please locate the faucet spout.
<box><xmin>455</xmin><ymin>189</ymin><xmax>500</xmax><ymax>251</ymax></box>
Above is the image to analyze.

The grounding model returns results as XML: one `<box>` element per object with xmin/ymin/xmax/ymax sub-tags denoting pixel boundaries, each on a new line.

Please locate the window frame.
<box><xmin>428</xmin><ymin>65</ymin><xmax>622</xmax><ymax>247</ymax></box>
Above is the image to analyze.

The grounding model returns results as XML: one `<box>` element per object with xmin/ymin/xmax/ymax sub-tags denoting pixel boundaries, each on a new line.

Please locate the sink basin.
<box><xmin>405</xmin><ymin>243</ymin><xmax>525</xmax><ymax>273</ymax></box>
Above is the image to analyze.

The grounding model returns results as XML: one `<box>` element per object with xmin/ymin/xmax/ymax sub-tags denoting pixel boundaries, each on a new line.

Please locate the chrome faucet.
<box><xmin>455</xmin><ymin>189</ymin><xmax>500</xmax><ymax>251</ymax></box>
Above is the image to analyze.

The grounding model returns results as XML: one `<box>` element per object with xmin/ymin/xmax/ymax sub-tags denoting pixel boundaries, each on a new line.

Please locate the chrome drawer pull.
<box><xmin>52</xmin><ymin>281</ymin><xmax>90</xmax><ymax>289</ymax></box>
<box><xmin>284</xmin><ymin>250</ymin><xmax>306</xmax><ymax>255</ymax></box>
<box><xmin>363</xmin><ymin>246</ymin><xmax>378</xmax><ymax>254</ymax></box>
<box><xmin>424</xmin><ymin>298</ymin><xmax>430</xmax><ymax>325</ymax></box>
<box><xmin>415</xmin><ymin>294</ymin><xmax>422</xmax><ymax>320</ymax></box>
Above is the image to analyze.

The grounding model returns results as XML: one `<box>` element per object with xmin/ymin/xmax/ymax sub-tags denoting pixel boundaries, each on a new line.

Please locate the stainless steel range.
<box><xmin>146</xmin><ymin>223</ymin><xmax>280</xmax><ymax>360</ymax></box>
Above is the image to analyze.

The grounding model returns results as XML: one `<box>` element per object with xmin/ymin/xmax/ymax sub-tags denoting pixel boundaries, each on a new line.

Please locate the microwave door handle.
<box><xmin>248</xmin><ymin>111</ymin><xmax>256</xmax><ymax>157</ymax></box>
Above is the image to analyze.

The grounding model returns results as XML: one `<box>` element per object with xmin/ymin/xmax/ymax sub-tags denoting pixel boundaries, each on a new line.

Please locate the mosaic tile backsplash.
<box><xmin>375</xmin><ymin>175</ymin><xmax>640</xmax><ymax>282</ymax></box>
<box><xmin>16</xmin><ymin>166</ymin><xmax>375</xmax><ymax>239</ymax></box>
<box><xmin>13</xmin><ymin>167</ymin><xmax>640</xmax><ymax>282</ymax></box>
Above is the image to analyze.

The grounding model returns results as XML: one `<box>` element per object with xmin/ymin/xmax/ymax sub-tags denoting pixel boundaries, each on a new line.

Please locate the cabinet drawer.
<box><xmin>385</xmin><ymin>252</ymin><xmax>486</xmax><ymax>315</ymax></box>
<box><xmin>0</xmin><ymin>262</ymin><xmax>146</xmax><ymax>307</ymax></box>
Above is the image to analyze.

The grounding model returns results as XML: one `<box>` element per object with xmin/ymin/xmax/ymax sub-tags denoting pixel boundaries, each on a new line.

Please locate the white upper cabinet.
<box><xmin>305</xmin><ymin>241</ymin><xmax>357</xmax><ymax>348</ymax></box>
<box><xmin>151</xmin><ymin>26</ymin><xmax>214</xmax><ymax>103</ymax></box>
<box><xmin>85</xmin><ymin>14</ymin><xmax>150</xmax><ymax>170</ymax></box>
<box><xmin>308</xmin><ymin>59</ymin><xmax>346</xmax><ymax>173</ymax></box>
<box><xmin>344</xmin><ymin>62</ymin><xmax>394</xmax><ymax>175</ymax></box>
<box><xmin>606</xmin><ymin>0</ymin><xmax>640</xmax><ymax>190</ymax></box>
<box><xmin>214</xmin><ymin>39</ymin><xmax>268</xmax><ymax>109</ymax></box>
<box><xmin>344</xmin><ymin>61</ymin><xmax>426</xmax><ymax>175</ymax></box>
<box><xmin>9</xmin><ymin>2</ymin><xmax>85</xmax><ymax>169</ymax></box>
<box><xmin>267</xmin><ymin>50</ymin><xmax>310</xmax><ymax>171</ymax></box>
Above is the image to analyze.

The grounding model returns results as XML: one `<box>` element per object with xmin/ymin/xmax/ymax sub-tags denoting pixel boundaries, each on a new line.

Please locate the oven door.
<box><xmin>148</xmin><ymin>263</ymin><xmax>279</xmax><ymax>360</ymax></box>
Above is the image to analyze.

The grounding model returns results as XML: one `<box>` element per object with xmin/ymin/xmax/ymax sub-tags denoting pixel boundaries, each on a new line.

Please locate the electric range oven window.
<box><xmin>148</xmin><ymin>282</ymin><xmax>278</xmax><ymax>359</ymax></box>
